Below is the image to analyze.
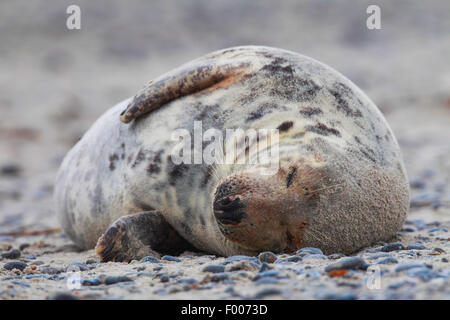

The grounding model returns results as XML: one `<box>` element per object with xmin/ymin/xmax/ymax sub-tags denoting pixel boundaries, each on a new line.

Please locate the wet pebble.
<box><xmin>3</xmin><ymin>261</ymin><xmax>27</xmax><ymax>271</ymax></box>
<box><xmin>381</xmin><ymin>242</ymin><xmax>406</xmax><ymax>252</ymax></box>
<box><xmin>406</xmin><ymin>242</ymin><xmax>426</xmax><ymax>250</ymax></box>
<box><xmin>1</xmin><ymin>249</ymin><xmax>21</xmax><ymax>259</ymax></box>
<box><xmin>82</xmin><ymin>278</ymin><xmax>101</xmax><ymax>286</ymax></box>
<box><xmin>160</xmin><ymin>274</ymin><xmax>170</xmax><ymax>283</ymax></box>
<box><xmin>428</xmin><ymin>227</ymin><xmax>448</xmax><ymax>233</ymax></box>
<box><xmin>202</xmin><ymin>265</ymin><xmax>225</xmax><ymax>273</ymax></box>
<box><xmin>210</xmin><ymin>272</ymin><xmax>230</xmax><ymax>282</ymax></box>
<box><xmin>141</xmin><ymin>256</ymin><xmax>160</xmax><ymax>263</ymax></box>
<box><xmin>377</xmin><ymin>257</ymin><xmax>398</xmax><ymax>265</ymax></box>
<box><xmin>0</xmin><ymin>163</ymin><xmax>21</xmax><ymax>176</ymax></box>
<box><xmin>252</xmin><ymin>270</ymin><xmax>280</xmax><ymax>281</ymax></box>
<box><xmin>104</xmin><ymin>276</ymin><xmax>133</xmax><ymax>285</ymax></box>
<box><xmin>66</xmin><ymin>262</ymin><xmax>89</xmax><ymax>272</ymax></box>
<box><xmin>258</xmin><ymin>252</ymin><xmax>277</xmax><ymax>263</ymax></box>
<box><xmin>161</xmin><ymin>256</ymin><xmax>181</xmax><ymax>262</ymax></box>
<box><xmin>223</xmin><ymin>255</ymin><xmax>260</xmax><ymax>265</ymax></box>
<box><xmin>395</xmin><ymin>263</ymin><xmax>431</xmax><ymax>272</ymax></box>
<box><xmin>50</xmin><ymin>292</ymin><xmax>79</xmax><ymax>300</ymax></box>
<box><xmin>177</xmin><ymin>278</ymin><xmax>198</xmax><ymax>285</ymax></box>
<box><xmin>325</xmin><ymin>257</ymin><xmax>368</xmax><ymax>272</ymax></box>
<box><xmin>297</xmin><ymin>247</ymin><xmax>323</xmax><ymax>256</ymax></box>
<box><xmin>254</xmin><ymin>288</ymin><xmax>282</xmax><ymax>299</ymax></box>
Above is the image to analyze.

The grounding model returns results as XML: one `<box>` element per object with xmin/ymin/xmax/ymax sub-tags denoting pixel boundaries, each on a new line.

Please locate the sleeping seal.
<box><xmin>54</xmin><ymin>46</ymin><xmax>409</xmax><ymax>261</ymax></box>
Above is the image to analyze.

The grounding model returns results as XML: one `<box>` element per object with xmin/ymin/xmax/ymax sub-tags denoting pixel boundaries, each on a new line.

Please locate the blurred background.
<box><xmin>0</xmin><ymin>0</ymin><xmax>449</xmax><ymax>234</ymax></box>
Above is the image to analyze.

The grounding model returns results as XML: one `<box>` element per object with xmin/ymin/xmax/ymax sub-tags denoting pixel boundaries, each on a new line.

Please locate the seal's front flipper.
<box><xmin>95</xmin><ymin>210</ymin><xmax>195</xmax><ymax>262</ymax></box>
<box><xmin>119</xmin><ymin>50</ymin><xmax>254</xmax><ymax>123</ymax></box>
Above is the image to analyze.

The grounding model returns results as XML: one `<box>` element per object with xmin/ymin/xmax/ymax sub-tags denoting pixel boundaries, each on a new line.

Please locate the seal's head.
<box><xmin>213</xmin><ymin>162</ymin><xmax>323</xmax><ymax>254</ymax></box>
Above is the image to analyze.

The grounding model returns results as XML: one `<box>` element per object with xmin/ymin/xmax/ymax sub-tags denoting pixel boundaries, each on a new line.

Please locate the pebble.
<box><xmin>324</xmin><ymin>257</ymin><xmax>368</xmax><ymax>272</ymax></box>
<box><xmin>387</xmin><ymin>280</ymin><xmax>416</xmax><ymax>290</ymax></box>
<box><xmin>223</xmin><ymin>255</ymin><xmax>260</xmax><ymax>265</ymax></box>
<box><xmin>258</xmin><ymin>251</ymin><xmax>277</xmax><ymax>263</ymax></box>
<box><xmin>275</xmin><ymin>256</ymin><xmax>302</xmax><ymax>264</ymax></box>
<box><xmin>395</xmin><ymin>263</ymin><xmax>431</xmax><ymax>272</ymax></box>
<box><xmin>381</xmin><ymin>242</ymin><xmax>406</xmax><ymax>252</ymax></box>
<box><xmin>140</xmin><ymin>256</ymin><xmax>160</xmax><ymax>263</ymax></box>
<box><xmin>66</xmin><ymin>262</ymin><xmax>89</xmax><ymax>272</ymax></box>
<box><xmin>297</xmin><ymin>247</ymin><xmax>323</xmax><ymax>256</ymax></box>
<box><xmin>258</xmin><ymin>262</ymin><xmax>271</xmax><ymax>273</ymax></box>
<box><xmin>252</xmin><ymin>270</ymin><xmax>280</xmax><ymax>281</ymax></box>
<box><xmin>177</xmin><ymin>278</ymin><xmax>198</xmax><ymax>285</ymax></box>
<box><xmin>1</xmin><ymin>249</ymin><xmax>21</xmax><ymax>259</ymax></box>
<box><xmin>25</xmin><ymin>255</ymin><xmax>36</xmax><ymax>260</ymax></box>
<box><xmin>328</xmin><ymin>253</ymin><xmax>346</xmax><ymax>260</ymax></box>
<box><xmin>19</xmin><ymin>243</ymin><xmax>29</xmax><ymax>251</ymax></box>
<box><xmin>161</xmin><ymin>255</ymin><xmax>181</xmax><ymax>262</ymax></box>
<box><xmin>160</xmin><ymin>275</ymin><xmax>170</xmax><ymax>283</ymax></box>
<box><xmin>210</xmin><ymin>272</ymin><xmax>230</xmax><ymax>282</ymax></box>
<box><xmin>50</xmin><ymin>292</ymin><xmax>79</xmax><ymax>300</ymax></box>
<box><xmin>428</xmin><ymin>227</ymin><xmax>448</xmax><ymax>233</ymax></box>
<box><xmin>82</xmin><ymin>278</ymin><xmax>101</xmax><ymax>286</ymax></box>
<box><xmin>104</xmin><ymin>276</ymin><xmax>133</xmax><ymax>285</ymax></box>
<box><xmin>407</xmin><ymin>267</ymin><xmax>438</xmax><ymax>282</ymax></box>
<box><xmin>406</xmin><ymin>242</ymin><xmax>426</xmax><ymax>250</ymax></box>
<box><xmin>0</xmin><ymin>163</ymin><xmax>21</xmax><ymax>176</ymax></box>
<box><xmin>85</xmin><ymin>259</ymin><xmax>97</xmax><ymax>265</ymax></box>
<box><xmin>3</xmin><ymin>261</ymin><xmax>27</xmax><ymax>271</ymax></box>
<box><xmin>202</xmin><ymin>265</ymin><xmax>225</xmax><ymax>273</ymax></box>
<box><xmin>377</xmin><ymin>257</ymin><xmax>398</xmax><ymax>265</ymax></box>
<box><xmin>254</xmin><ymin>288</ymin><xmax>282</xmax><ymax>299</ymax></box>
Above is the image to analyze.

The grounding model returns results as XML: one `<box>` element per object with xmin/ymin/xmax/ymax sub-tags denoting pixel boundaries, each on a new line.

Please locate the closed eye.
<box><xmin>286</xmin><ymin>167</ymin><xmax>297</xmax><ymax>188</ymax></box>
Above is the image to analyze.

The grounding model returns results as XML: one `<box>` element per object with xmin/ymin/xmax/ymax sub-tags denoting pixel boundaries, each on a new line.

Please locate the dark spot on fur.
<box><xmin>109</xmin><ymin>154</ymin><xmax>119</xmax><ymax>171</ymax></box>
<box><xmin>292</xmin><ymin>132</ymin><xmax>305</xmax><ymax>139</ymax></box>
<box><xmin>199</xmin><ymin>215</ymin><xmax>206</xmax><ymax>226</ymax></box>
<box><xmin>354</xmin><ymin>136</ymin><xmax>362</xmax><ymax>144</ymax></box>
<box><xmin>245</xmin><ymin>102</ymin><xmax>281</xmax><ymax>122</ymax></box>
<box><xmin>299</xmin><ymin>107</ymin><xmax>323</xmax><ymax>117</ymax></box>
<box><xmin>286</xmin><ymin>167</ymin><xmax>297</xmax><ymax>188</ymax></box>
<box><xmin>329</xmin><ymin>83</ymin><xmax>362</xmax><ymax>118</ymax></box>
<box><xmin>306</xmin><ymin>123</ymin><xmax>341</xmax><ymax>137</ymax></box>
<box><xmin>133</xmin><ymin>199</ymin><xmax>155</xmax><ymax>212</ymax></box>
<box><xmin>147</xmin><ymin>163</ymin><xmax>161</xmax><ymax>174</ymax></box>
<box><xmin>168</xmin><ymin>163</ymin><xmax>189</xmax><ymax>186</ymax></box>
<box><xmin>201</xmin><ymin>169</ymin><xmax>212</xmax><ymax>188</ymax></box>
<box><xmin>277</xmin><ymin>121</ymin><xmax>294</xmax><ymax>132</ymax></box>
<box><xmin>131</xmin><ymin>149</ymin><xmax>145</xmax><ymax>168</ymax></box>
<box><xmin>261</xmin><ymin>57</ymin><xmax>294</xmax><ymax>74</ymax></box>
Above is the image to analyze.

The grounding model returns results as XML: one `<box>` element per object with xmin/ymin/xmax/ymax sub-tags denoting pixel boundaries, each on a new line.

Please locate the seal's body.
<box><xmin>55</xmin><ymin>46</ymin><xmax>409</xmax><ymax>261</ymax></box>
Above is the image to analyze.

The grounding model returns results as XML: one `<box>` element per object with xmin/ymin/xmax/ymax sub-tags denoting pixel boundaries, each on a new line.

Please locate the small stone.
<box><xmin>39</xmin><ymin>267</ymin><xmax>63</xmax><ymax>275</ymax></box>
<box><xmin>0</xmin><ymin>163</ymin><xmax>21</xmax><ymax>176</ymax></box>
<box><xmin>406</xmin><ymin>243</ymin><xmax>426</xmax><ymax>250</ymax></box>
<box><xmin>177</xmin><ymin>278</ymin><xmax>198</xmax><ymax>284</ymax></box>
<box><xmin>328</xmin><ymin>253</ymin><xmax>346</xmax><ymax>260</ymax></box>
<box><xmin>225</xmin><ymin>260</ymin><xmax>259</xmax><ymax>272</ymax></box>
<box><xmin>254</xmin><ymin>278</ymin><xmax>280</xmax><ymax>286</ymax></box>
<box><xmin>223</xmin><ymin>255</ymin><xmax>260</xmax><ymax>265</ymax></box>
<box><xmin>141</xmin><ymin>256</ymin><xmax>160</xmax><ymax>263</ymax></box>
<box><xmin>50</xmin><ymin>292</ymin><xmax>79</xmax><ymax>300</ymax></box>
<box><xmin>409</xmin><ymin>178</ymin><xmax>425</xmax><ymax>189</ymax></box>
<box><xmin>252</xmin><ymin>270</ymin><xmax>280</xmax><ymax>281</ymax></box>
<box><xmin>210</xmin><ymin>272</ymin><xmax>230</xmax><ymax>282</ymax></box>
<box><xmin>254</xmin><ymin>288</ymin><xmax>281</xmax><ymax>299</ymax></box>
<box><xmin>19</xmin><ymin>243</ymin><xmax>30</xmax><ymax>251</ymax></box>
<box><xmin>160</xmin><ymin>275</ymin><xmax>170</xmax><ymax>283</ymax></box>
<box><xmin>258</xmin><ymin>262</ymin><xmax>271</xmax><ymax>273</ymax></box>
<box><xmin>161</xmin><ymin>255</ymin><xmax>181</xmax><ymax>262</ymax></box>
<box><xmin>85</xmin><ymin>259</ymin><xmax>97</xmax><ymax>265</ymax></box>
<box><xmin>202</xmin><ymin>265</ymin><xmax>225</xmax><ymax>273</ymax></box>
<box><xmin>297</xmin><ymin>247</ymin><xmax>323</xmax><ymax>256</ymax></box>
<box><xmin>395</xmin><ymin>263</ymin><xmax>431</xmax><ymax>272</ymax></box>
<box><xmin>104</xmin><ymin>276</ymin><xmax>133</xmax><ymax>285</ymax></box>
<box><xmin>275</xmin><ymin>256</ymin><xmax>302</xmax><ymax>264</ymax></box>
<box><xmin>441</xmin><ymin>258</ymin><xmax>448</xmax><ymax>263</ymax></box>
<box><xmin>428</xmin><ymin>227</ymin><xmax>448</xmax><ymax>233</ymax></box>
<box><xmin>381</xmin><ymin>242</ymin><xmax>406</xmax><ymax>252</ymax></box>
<box><xmin>3</xmin><ymin>261</ymin><xmax>27</xmax><ymax>271</ymax></box>
<box><xmin>25</xmin><ymin>255</ymin><xmax>36</xmax><ymax>260</ymax></box>
<box><xmin>302</xmin><ymin>254</ymin><xmax>327</xmax><ymax>261</ymax></box>
<box><xmin>82</xmin><ymin>278</ymin><xmax>101</xmax><ymax>286</ymax></box>
<box><xmin>407</xmin><ymin>267</ymin><xmax>438</xmax><ymax>282</ymax></box>
<box><xmin>1</xmin><ymin>249</ymin><xmax>21</xmax><ymax>259</ymax></box>
<box><xmin>432</xmin><ymin>247</ymin><xmax>446</xmax><ymax>254</ymax></box>
<box><xmin>324</xmin><ymin>257</ymin><xmax>368</xmax><ymax>272</ymax></box>
<box><xmin>258</xmin><ymin>251</ymin><xmax>277</xmax><ymax>263</ymax></box>
<box><xmin>377</xmin><ymin>257</ymin><xmax>398</xmax><ymax>265</ymax></box>
<box><xmin>66</xmin><ymin>262</ymin><xmax>89</xmax><ymax>272</ymax></box>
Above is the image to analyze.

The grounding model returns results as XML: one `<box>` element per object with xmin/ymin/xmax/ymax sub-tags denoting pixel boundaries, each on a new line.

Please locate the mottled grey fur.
<box><xmin>54</xmin><ymin>46</ymin><xmax>409</xmax><ymax>257</ymax></box>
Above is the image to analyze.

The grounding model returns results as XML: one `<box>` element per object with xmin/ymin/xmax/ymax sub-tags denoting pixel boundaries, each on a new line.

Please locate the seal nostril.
<box><xmin>214</xmin><ymin>196</ymin><xmax>245</xmax><ymax>225</ymax></box>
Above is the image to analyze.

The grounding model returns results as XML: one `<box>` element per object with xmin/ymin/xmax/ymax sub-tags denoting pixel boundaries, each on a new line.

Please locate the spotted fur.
<box><xmin>55</xmin><ymin>46</ymin><xmax>409</xmax><ymax>256</ymax></box>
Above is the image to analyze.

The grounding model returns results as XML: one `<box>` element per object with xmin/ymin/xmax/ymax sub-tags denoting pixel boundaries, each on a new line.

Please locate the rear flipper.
<box><xmin>95</xmin><ymin>210</ymin><xmax>196</xmax><ymax>262</ymax></box>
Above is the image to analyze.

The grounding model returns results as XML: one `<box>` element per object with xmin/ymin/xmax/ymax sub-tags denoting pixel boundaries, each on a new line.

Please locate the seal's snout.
<box><xmin>213</xmin><ymin>196</ymin><xmax>245</xmax><ymax>225</ymax></box>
